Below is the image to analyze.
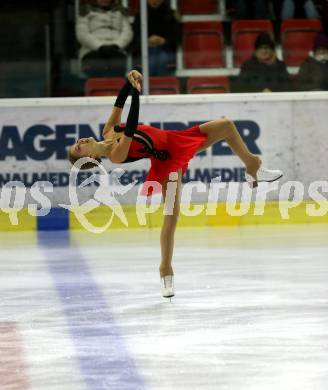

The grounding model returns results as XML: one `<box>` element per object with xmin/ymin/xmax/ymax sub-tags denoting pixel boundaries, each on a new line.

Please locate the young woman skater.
<box><xmin>69</xmin><ymin>70</ymin><xmax>283</xmax><ymax>299</ymax></box>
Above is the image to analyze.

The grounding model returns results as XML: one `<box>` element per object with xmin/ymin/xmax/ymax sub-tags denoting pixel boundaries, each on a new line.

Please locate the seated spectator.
<box><xmin>76</xmin><ymin>0</ymin><xmax>133</xmax><ymax>77</ymax></box>
<box><xmin>322</xmin><ymin>0</ymin><xmax>328</xmax><ymax>33</ymax></box>
<box><xmin>234</xmin><ymin>0</ymin><xmax>270</xmax><ymax>19</ymax></box>
<box><xmin>230</xmin><ymin>0</ymin><xmax>284</xmax><ymax>22</ymax></box>
<box><xmin>281</xmin><ymin>0</ymin><xmax>320</xmax><ymax>20</ymax></box>
<box><xmin>132</xmin><ymin>0</ymin><xmax>181</xmax><ymax>76</ymax></box>
<box><xmin>236</xmin><ymin>33</ymin><xmax>291</xmax><ymax>92</ymax></box>
<box><xmin>298</xmin><ymin>32</ymin><xmax>328</xmax><ymax>90</ymax></box>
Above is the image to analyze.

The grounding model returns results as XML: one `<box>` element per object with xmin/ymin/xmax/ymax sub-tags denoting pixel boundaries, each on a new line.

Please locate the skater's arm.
<box><xmin>102</xmin><ymin>81</ymin><xmax>132</xmax><ymax>138</ymax></box>
<box><xmin>103</xmin><ymin>70</ymin><xmax>142</xmax><ymax>139</ymax></box>
<box><xmin>110</xmin><ymin>87</ymin><xmax>140</xmax><ymax>163</ymax></box>
<box><xmin>102</xmin><ymin>107</ymin><xmax>124</xmax><ymax>139</ymax></box>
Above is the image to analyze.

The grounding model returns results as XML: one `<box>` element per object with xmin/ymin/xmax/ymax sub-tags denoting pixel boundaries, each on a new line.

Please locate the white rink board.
<box><xmin>0</xmin><ymin>92</ymin><xmax>327</xmax><ymax>206</ymax></box>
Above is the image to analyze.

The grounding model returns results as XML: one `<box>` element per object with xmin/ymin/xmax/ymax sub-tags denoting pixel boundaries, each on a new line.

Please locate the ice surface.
<box><xmin>0</xmin><ymin>224</ymin><xmax>328</xmax><ymax>390</ymax></box>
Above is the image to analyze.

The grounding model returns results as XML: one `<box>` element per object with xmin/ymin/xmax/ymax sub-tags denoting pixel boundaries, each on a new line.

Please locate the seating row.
<box><xmin>183</xmin><ymin>19</ymin><xmax>323</xmax><ymax>68</ymax></box>
<box><xmin>85</xmin><ymin>76</ymin><xmax>230</xmax><ymax>96</ymax></box>
<box><xmin>129</xmin><ymin>0</ymin><xmax>218</xmax><ymax>15</ymax></box>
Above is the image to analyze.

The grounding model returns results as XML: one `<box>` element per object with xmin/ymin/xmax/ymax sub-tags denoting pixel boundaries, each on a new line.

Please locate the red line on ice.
<box><xmin>0</xmin><ymin>322</ymin><xmax>29</xmax><ymax>389</ymax></box>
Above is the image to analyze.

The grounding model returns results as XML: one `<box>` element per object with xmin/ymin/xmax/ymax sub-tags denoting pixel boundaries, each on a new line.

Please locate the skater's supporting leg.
<box><xmin>159</xmin><ymin>170</ymin><xmax>182</xmax><ymax>278</ymax></box>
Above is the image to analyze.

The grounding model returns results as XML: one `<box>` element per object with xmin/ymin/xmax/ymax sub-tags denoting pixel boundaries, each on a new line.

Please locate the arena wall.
<box><xmin>1</xmin><ymin>92</ymin><xmax>328</xmax><ymax>230</ymax></box>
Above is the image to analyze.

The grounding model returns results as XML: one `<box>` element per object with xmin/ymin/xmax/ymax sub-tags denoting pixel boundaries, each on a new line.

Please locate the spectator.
<box><xmin>281</xmin><ymin>0</ymin><xmax>320</xmax><ymax>20</ymax></box>
<box><xmin>236</xmin><ymin>33</ymin><xmax>291</xmax><ymax>92</ymax></box>
<box><xmin>132</xmin><ymin>0</ymin><xmax>181</xmax><ymax>76</ymax></box>
<box><xmin>230</xmin><ymin>1</ymin><xmax>285</xmax><ymax>23</ymax></box>
<box><xmin>322</xmin><ymin>0</ymin><xmax>328</xmax><ymax>32</ymax></box>
<box><xmin>234</xmin><ymin>0</ymin><xmax>270</xmax><ymax>19</ymax></box>
<box><xmin>271</xmin><ymin>0</ymin><xmax>284</xmax><ymax>23</ymax></box>
<box><xmin>76</xmin><ymin>0</ymin><xmax>133</xmax><ymax>77</ymax></box>
<box><xmin>298</xmin><ymin>32</ymin><xmax>328</xmax><ymax>90</ymax></box>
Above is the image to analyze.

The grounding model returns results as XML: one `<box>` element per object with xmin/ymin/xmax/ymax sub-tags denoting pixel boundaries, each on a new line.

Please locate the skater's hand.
<box><xmin>128</xmin><ymin>70</ymin><xmax>142</xmax><ymax>92</ymax></box>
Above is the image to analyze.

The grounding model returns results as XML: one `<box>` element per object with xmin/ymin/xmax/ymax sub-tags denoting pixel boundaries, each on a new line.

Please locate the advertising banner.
<box><xmin>1</xmin><ymin>93</ymin><xmax>327</xmax><ymax>207</ymax></box>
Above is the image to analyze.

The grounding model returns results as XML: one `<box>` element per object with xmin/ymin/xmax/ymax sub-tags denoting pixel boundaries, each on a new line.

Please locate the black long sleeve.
<box><xmin>124</xmin><ymin>88</ymin><xmax>139</xmax><ymax>138</ymax></box>
<box><xmin>114</xmin><ymin>80</ymin><xmax>132</xmax><ymax>108</ymax></box>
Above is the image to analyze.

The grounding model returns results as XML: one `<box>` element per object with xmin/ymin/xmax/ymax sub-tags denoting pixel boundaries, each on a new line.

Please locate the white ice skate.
<box><xmin>245</xmin><ymin>166</ymin><xmax>283</xmax><ymax>188</ymax></box>
<box><xmin>161</xmin><ymin>275</ymin><xmax>175</xmax><ymax>299</ymax></box>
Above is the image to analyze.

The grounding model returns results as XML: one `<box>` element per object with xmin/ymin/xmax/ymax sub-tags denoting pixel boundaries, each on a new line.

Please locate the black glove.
<box><xmin>98</xmin><ymin>44</ymin><xmax>120</xmax><ymax>57</ymax></box>
<box><xmin>114</xmin><ymin>80</ymin><xmax>131</xmax><ymax>108</ymax></box>
<box><xmin>114</xmin><ymin>125</ymin><xmax>125</xmax><ymax>133</ymax></box>
<box><xmin>124</xmin><ymin>88</ymin><xmax>139</xmax><ymax>138</ymax></box>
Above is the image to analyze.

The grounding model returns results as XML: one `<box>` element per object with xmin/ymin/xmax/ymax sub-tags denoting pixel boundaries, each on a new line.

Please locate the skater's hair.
<box><xmin>68</xmin><ymin>150</ymin><xmax>101</xmax><ymax>170</ymax></box>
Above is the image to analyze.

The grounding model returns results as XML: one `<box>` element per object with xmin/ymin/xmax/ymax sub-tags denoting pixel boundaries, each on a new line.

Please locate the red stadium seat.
<box><xmin>149</xmin><ymin>76</ymin><xmax>180</xmax><ymax>95</ymax></box>
<box><xmin>183</xmin><ymin>22</ymin><xmax>225</xmax><ymax>68</ymax></box>
<box><xmin>85</xmin><ymin>78</ymin><xmax>126</xmax><ymax>96</ymax></box>
<box><xmin>178</xmin><ymin>0</ymin><xmax>217</xmax><ymax>15</ymax></box>
<box><xmin>232</xmin><ymin>20</ymin><xmax>274</xmax><ymax>67</ymax></box>
<box><xmin>128</xmin><ymin>0</ymin><xmax>140</xmax><ymax>14</ymax></box>
<box><xmin>281</xmin><ymin>19</ymin><xmax>322</xmax><ymax>66</ymax></box>
<box><xmin>187</xmin><ymin>76</ymin><xmax>230</xmax><ymax>93</ymax></box>
<box><xmin>85</xmin><ymin>77</ymin><xmax>180</xmax><ymax>96</ymax></box>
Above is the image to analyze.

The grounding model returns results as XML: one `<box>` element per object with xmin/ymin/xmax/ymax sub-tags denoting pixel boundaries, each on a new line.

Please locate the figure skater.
<box><xmin>68</xmin><ymin>70</ymin><xmax>283</xmax><ymax>299</ymax></box>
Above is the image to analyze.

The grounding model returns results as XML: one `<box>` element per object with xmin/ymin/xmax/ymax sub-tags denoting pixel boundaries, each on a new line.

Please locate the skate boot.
<box><xmin>246</xmin><ymin>166</ymin><xmax>283</xmax><ymax>188</ymax></box>
<box><xmin>161</xmin><ymin>275</ymin><xmax>175</xmax><ymax>299</ymax></box>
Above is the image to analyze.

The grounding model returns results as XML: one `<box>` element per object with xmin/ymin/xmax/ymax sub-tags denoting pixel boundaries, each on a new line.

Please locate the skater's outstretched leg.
<box><xmin>199</xmin><ymin>119</ymin><xmax>282</xmax><ymax>187</ymax></box>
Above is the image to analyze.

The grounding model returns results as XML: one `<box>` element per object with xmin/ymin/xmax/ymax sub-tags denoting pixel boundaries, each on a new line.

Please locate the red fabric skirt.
<box><xmin>131</xmin><ymin>124</ymin><xmax>208</xmax><ymax>195</ymax></box>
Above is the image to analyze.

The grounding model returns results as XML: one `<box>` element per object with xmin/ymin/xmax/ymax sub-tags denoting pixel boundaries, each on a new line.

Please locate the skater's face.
<box><xmin>69</xmin><ymin>137</ymin><xmax>98</xmax><ymax>160</ymax></box>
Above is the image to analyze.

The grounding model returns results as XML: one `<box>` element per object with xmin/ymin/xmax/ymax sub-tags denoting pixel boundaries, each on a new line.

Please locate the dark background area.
<box><xmin>0</xmin><ymin>0</ymin><xmax>79</xmax><ymax>98</ymax></box>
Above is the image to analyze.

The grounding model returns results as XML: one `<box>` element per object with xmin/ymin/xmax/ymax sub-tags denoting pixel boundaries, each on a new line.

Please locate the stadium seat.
<box><xmin>128</xmin><ymin>0</ymin><xmax>140</xmax><ymax>14</ymax></box>
<box><xmin>178</xmin><ymin>0</ymin><xmax>218</xmax><ymax>15</ymax></box>
<box><xmin>149</xmin><ymin>76</ymin><xmax>180</xmax><ymax>95</ymax></box>
<box><xmin>183</xmin><ymin>22</ymin><xmax>225</xmax><ymax>68</ymax></box>
<box><xmin>187</xmin><ymin>76</ymin><xmax>230</xmax><ymax>93</ymax></box>
<box><xmin>232</xmin><ymin>20</ymin><xmax>274</xmax><ymax>67</ymax></box>
<box><xmin>85</xmin><ymin>77</ymin><xmax>126</xmax><ymax>96</ymax></box>
<box><xmin>281</xmin><ymin>19</ymin><xmax>322</xmax><ymax>66</ymax></box>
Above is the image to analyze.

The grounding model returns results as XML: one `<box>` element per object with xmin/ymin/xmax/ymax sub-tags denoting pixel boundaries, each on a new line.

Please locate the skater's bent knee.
<box><xmin>221</xmin><ymin>117</ymin><xmax>231</xmax><ymax>125</ymax></box>
<box><xmin>212</xmin><ymin>118</ymin><xmax>232</xmax><ymax>134</ymax></box>
<box><xmin>214</xmin><ymin>117</ymin><xmax>230</xmax><ymax>125</ymax></box>
<box><xmin>221</xmin><ymin>118</ymin><xmax>234</xmax><ymax>135</ymax></box>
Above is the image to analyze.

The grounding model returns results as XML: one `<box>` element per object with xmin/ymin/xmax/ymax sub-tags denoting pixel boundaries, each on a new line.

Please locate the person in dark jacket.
<box><xmin>236</xmin><ymin>33</ymin><xmax>291</xmax><ymax>93</ymax></box>
<box><xmin>323</xmin><ymin>0</ymin><xmax>328</xmax><ymax>33</ymax></box>
<box><xmin>132</xmin><ymin>0</ymin><xmax>181</xmax><ymax>76</ymax></box>
<box><xmin>234</xmin><ymin>0</ymin><xmax>270</xmax><ymax>19</ymax></box>
<box><xmin>298</xmin><ymin>33</ymin><xmax>328</xmax><ymax>91</ymax></box>
<box><xmin>281</xmin><ymin>0</ymin><xmax>319</xmax><ymax>20</ymax></box>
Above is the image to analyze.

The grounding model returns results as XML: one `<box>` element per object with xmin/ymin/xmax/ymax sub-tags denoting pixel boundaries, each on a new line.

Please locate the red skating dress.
<box><xmin>123</xmin><ymin>124</ymin><xmax>208</xmax><ymax>195</ymax></box>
